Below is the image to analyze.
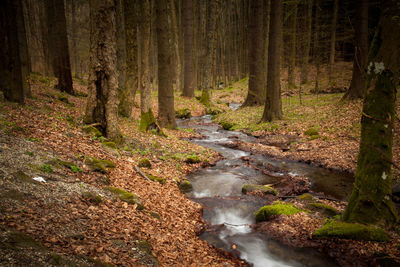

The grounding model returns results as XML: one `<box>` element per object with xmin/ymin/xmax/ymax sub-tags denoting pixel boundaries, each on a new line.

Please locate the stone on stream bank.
<box><xmin>242</xmin><ymin>184</ymin><xmax>277</xmax><ymax>196</ymax></box>
<box><xmin>255</xmin><ymin>202</ymin><xmax>305</xmax><ymax>222</ymax></box>
<box><xmin>313</xmin><ymin>221</ymin><xmax>389</xmax><ymax>242</ymax></box>
<box><xmin>178</xmin><ymin>180</ymin><xmax>193</xmax><ymax>193</ymax></box>
<box><xmin>306</xmin><ymin>203</ymin><xmax>339</xmax><ymax>217</ymax></box>
<box><xmin>104</xmin><ymin>187</ymin><xmax>144</xmax><ymax>210</ymax></box>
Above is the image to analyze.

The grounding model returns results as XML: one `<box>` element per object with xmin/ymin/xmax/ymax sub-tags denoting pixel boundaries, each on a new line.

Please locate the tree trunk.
<box><xmin>328</xmin><ymin>0</ymin><xmax>338</xmax><ymax>84</ymax></box>
<box><xmin>288</xmin><ymin>1</ymin><xmax>298</xmax><ymax>90</ymax></box>
<box><xmin>139</xmin><ymin>0</ymin><xmax>156</xmax><ymax>131</ymax></box>
<box><xmin>312</xmin><ymin>0</ymin><xmax>320</xmax><ymax>93</ymax></box>
<box><xmin>343</xmin><ymin>0</ymin><xmax>368</xmax><ymax>100</ymax></box>
<box><xmin>170</xmin><ymin>0</ymin><xmax>182</xmax><ymax>92</ymax></box>
<box><xmin>242</xmin><ymin>0</ymin><xmax>265</xmax><ymax>107</ymax></box>
<box><xmin>343</xmin><ymin>0</ymin><xmax>400</xmax><ymax>226</ymax></box>
<box><xmin>157</xmin><ymin>0</ymin><xmax>176</xmax><ymax>129</ymax></box>
<box><xmin>301</xmin><ymin>0</ymin><xmax>312</xmax><ymax>84</ymax></box>
<box><xmin>84</xmin><ymin>0</ymin><xmax>121</xmax><ymax>143</ymax></box>
<box><xmin>261</xmin><ymin>0</ymin><xmax>282</xmax><ymax>122</ymax></box>
<box><xmin>182</xmin><ymin>0</ymin><xmax>195</xmax><ymax>97</ymax></box>
<box><xmin>46</xmin><ymin>0</ymin><xmax>74</xmax><ymax>94</ymax></box>
<box><xmin>0</xmin><ymin>0</ymin><xmax>25</xmax><ymax>104</ymax></box>
<box><xmin>120</xmin><ymin>0</ymin><xmax>138</xmax><ymax>118</ymax></box>
<box><xmin>264</xmin><ymin>0</ymin><xmax>270</xmax><ymax>90</ymax></box>
<box><xmin>116</xmin><ymin>0</ymin><xmax>126</xmax><ymax>114</ymax></box>
<box><xmin>17</xmin><ymin>0</ymin><xmax>31</xmax><ymax>98</ymax></box>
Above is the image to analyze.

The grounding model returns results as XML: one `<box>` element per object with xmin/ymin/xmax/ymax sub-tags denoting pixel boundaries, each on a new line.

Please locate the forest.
<box><xmin>0</xmin><ymin>0</ymin><xmax>399</xmax><ymax>266</ymax></box>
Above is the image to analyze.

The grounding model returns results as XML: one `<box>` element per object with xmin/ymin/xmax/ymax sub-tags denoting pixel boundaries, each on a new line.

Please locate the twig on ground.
<box><xmin>134</xmin><ymin>165</ymin><xmax>152</xmax><ymax>181</ymax></box>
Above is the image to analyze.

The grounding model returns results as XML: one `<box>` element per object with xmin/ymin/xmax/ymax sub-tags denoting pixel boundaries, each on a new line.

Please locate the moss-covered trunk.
<box><xmin>343</xmin><ymin>1</ymin><xmax>400</xmax><ymax>227</ymax></box>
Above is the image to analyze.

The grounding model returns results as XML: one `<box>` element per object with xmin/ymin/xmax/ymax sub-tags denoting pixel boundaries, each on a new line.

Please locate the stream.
<box><xmin>177</xmin><ymin>111</ymin><xmax>354</xmax><ymax>267</ymax></box>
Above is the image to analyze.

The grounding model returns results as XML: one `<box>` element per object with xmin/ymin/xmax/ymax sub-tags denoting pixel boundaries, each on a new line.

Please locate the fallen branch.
<box><xmin>134</xmin><ymin>165</ymin><xmax>152</xmax><ymax>181</ymax></box>
<box><xmin>278</xmin><ymin>195</ymin><xmax>342</xmax><ymax>202</ymax></box>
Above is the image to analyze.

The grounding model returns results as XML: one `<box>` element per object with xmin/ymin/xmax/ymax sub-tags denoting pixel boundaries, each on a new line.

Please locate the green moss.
<box><xmin>206</xmin><ymin>106</ymin><xmax>223</xmax><ymax>115</ymax></box>
<box><xmin>104</xmin><ymin>187</ymin><xmax>144</xmax><ymax>210</ymax></box>
<box><xmin>200</xmin><ymin>90</ymin><xmax>210</xmax><ymax>107</ymax></box>
<box><xmin>82</xmin><ymin>125</ymin><xmax>103</xmax><ymax>138</ymax></box>
<box><xmin>25</xmin><ymin>151</ymin><xmax>34</xmax><ymax>157</ymax></box>
<box><xmin>175</xmin><ymin>108</ymin><xmax>192</xmax><ymax>119</ymax></box>
<box><xmin>102</xmin><ymin>142</ymin><xmax>117</xmax><ymax>149</ymax></box>
<box><xmin>313</xmin><ymin>221</ymin><xmax>389</xmax><ymax>241</ymax></box>
<box><xmin>135</xmin><ymin>240</ymin><xmax>159</xmax><ymax>266</ymax></box>
<box><xmin>147</xmin><ymin>174</ymin><xmax>166</xmax><ymax>185</ymax></box>
<box><xmin>309</xmin><ymin>134</ymin><xmax>320</xmax><ymax>140</ymax></box>
<box><xmin>82</xmin><ymin>191</ymin><xmax>103</xmax><ymax>205</ymax></box>
<box><xmin>242</xmin><ymin>184</ymin><xmax>277</xmax><ymax>196</ymax></box>
<box><xmin>56</xmin><ymin>92</ymin><xmax>69</xmax><ymax>103</ymax></box>
<box><xmin>13</xmin><ymin>170</ymin><xmax>33</xmax><ymax>183</ymax></box>
<box><xmin>138</xmin><ymin>158</ymin><xmax>152</xmax><ymax>168</ymax></box>
<box><xmin>85</xmin><ymin>157</ymin><xmax>115</xmax><ymax>173</ymax></box>
<box><xmin>255</xmin><ymin>202</ymin><xmax>304</xmax><ymax>222</ymax></box>
<box><xmin>304</xmin><ymin>128</ymin><xmax>319</xmax><ymax>136</ymax></box>
<box><xmin>54</xmin><ymin>159</ymin><xmax>82</xmax><ymax>172</ymax></box>
<box><xmin>178</xmin><ymin>180</ymin><xmax>193</xmax><ymax>193</ymax></box>
<box><xmin>139</xmin><ymin>109</ymin><xmax>156</xmax><ymax>132</ymax></box>
<box><xmin>1</xmin><ymin>231</ymin><xmax>44</xmax><ymax>250</ymax></box>
<box><xmin>184</xmin><ymin>155</ymin><xmax>201</xmax><ymax>164</ymax></box>
<box><xmin>220</xmin><ymin>120</ymin><xmax>235</xmax><ymax>130</ymax></box>
<box><xmin>40</xmin><ymin>164</ymin><xmax>53</xmax><ymax>173</ymax></box>
<box><xmin>297</xmin><ymin>193</ymin><xmax>316</xmax><ymax>202</ymax></box>
<box><xmin>307</xmin><ymin>203</ymin><xmax>339</xmax><ymax>217</ymax></box>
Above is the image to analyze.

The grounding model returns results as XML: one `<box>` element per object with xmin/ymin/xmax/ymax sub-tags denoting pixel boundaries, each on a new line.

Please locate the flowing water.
<box><xmin>178</xmin><ymin>113</ymin><xmax>354</xmax><ymax>266</ymax></box>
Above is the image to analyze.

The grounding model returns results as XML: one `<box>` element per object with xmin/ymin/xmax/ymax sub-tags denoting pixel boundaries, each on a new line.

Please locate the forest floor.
<box><xmin>0</xmin><ymin>62</ymin><xmax>399</xmax><ymax>266</ymax></box>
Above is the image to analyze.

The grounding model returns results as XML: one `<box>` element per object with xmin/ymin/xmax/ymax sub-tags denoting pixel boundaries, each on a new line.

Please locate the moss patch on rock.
<box><xmin>0</xmin><ymin>231</ymin><xmax>44</xmax><ymax>251</ymax></box>
<box><xmin>255</xmin><ymin>202</ymin><xmax>304</xmax><ymax>222</ymax></box>
<box><xmin>313</xmin><ymin>221</ymin><xmax>389</xmax><ymax>242</ymax></box>
<box><xmin>82</xmin><ymin>125</ymin><xmax>103</xmax><ymax>138</ymax></box>
<box><xmin>296</xmin><ymin>193</ymin><xmax>316</xmax><ymax>202</ymax></box>
<box><xmin>175</xmin><ymin>108</ymin><xmax>191</xmax><ymax>119</ymax></box>
<box><xmin>184</xmin><ymin>155</ymin><xmax>201</xmax><ymax>164</ymax></box>
<box><xmin>220</xmin><ymin>120</ymin><xmax>235</xmax><ymax>130</ymax></box>
<box><xmin>307</xmin><ymin>203</ymin><xmax>339</xmax><ymax>217</ymax></box>
<box><xmin>178</xmin><ymin>180</ymin><xmax>193</xmax><ymax>193</ymax></box>
<box><xmin>104</xmin><ymin>187</ymin><xmax>144</xmax><ymax>210</ymax></box>
<box><xmin>304</xmin><ymin>128</ymin><xmax>319</xmax><ymax>136</ymax></box>
<box><xmin>138</xmin><ymin>158</ymin><xmax>151</xmax><ymax>168</ymax></box>
<box><xmin>82</xmin><ymin>191</ymin><xmax>103</xmax><ymax>205</ymax></box>
<box><xmin>85</xmin><ymin>157</ymin><xmax>115</xmax><ymax>173</ymax></box>
<box><xmin>242</xmin><ymin>184</ymin><xmax>277</xmax><ymax>196</ymax></box>
<box><xmin>101</xmin><ymin>142</ymin><xmax>121</xmax><ymax>157</ymax></box>
<box><xmin>147</xmin><ymin>174</ymin><xmax>166</xmax><ymax>185</ymax></box>
<box><xmin>135</xmin><ymin>240</ymin><xmax>159</xmax><ymax>266</ymax></box>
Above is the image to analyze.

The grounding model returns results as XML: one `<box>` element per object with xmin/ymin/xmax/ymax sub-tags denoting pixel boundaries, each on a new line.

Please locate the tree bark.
<box><xmin>311</xmin><ymin>0</ymin><xmax>320</xmax><ymax>93</ymax></box>
<box><xmin>328</xmin><ymin>0</ymin><xmax>338</xmax><ymax>84</ymax></box>
<box><xmin>242</xmin><ymin>0</ymin><xmax>265</xmax><ymax>107</ymax></box>
<box><xmin>157</xmin><ymin>0</ymin><xmax>177</xmax><ymax>129</ymax></box>
<box><xmin>287</xmin><ymin>1</ymin><xmax>298</xmax><ymax>90</ymax></box>
<box><xmin>343</xmin><ymin>0</ymin><xmax>400</xmax><ymax>226</ymax></box>
<box><xmin>120</xmin><ymin>0</ymin><xmax>138</xmax><ymax>118</ymax></box>
<box><xmin>301</xmin><ymin>0</ymin><xmax>313</xmax><ymax>84</ymax></box>
<box><xmin>139</xmin><ymin>0</ymin><xmax>156</xmax><ymax>131</ymax></box>
<box><xmin>84</xmin><ymin>0</ymin><xmax>121</xmax><ymax>143</ymax></box>
<box><xmin>0</xmin><ymin>0</ymin><xmax>25</xmax><ymax>104</ymax></box>
<box><xmin>170</xmin><ymin>0</ymin><xmax>182</xmax><ymax>92</ymax></box>
<box><xmin>45</xmin><ymin>0</ymin><xmax>74</xmax><ymax>94</ymax></box>
<box><xmin>116</xmin><ymin>0</ymin><xmax>127</xmax><ymax>115</ymax></box>
<box><xmin>262</xmin><ymin>0</ymin><xmax>282</xmax><ymax>122</ymax></box>
<box><xmin>343</xmin><ymin>0</ymin><xmax>368</xmax><ymax>100</ymax></box>
<box><xmin>182</xmin><ymin>0</ymin><xmax>195</xmax><ymax>97</ymax></box>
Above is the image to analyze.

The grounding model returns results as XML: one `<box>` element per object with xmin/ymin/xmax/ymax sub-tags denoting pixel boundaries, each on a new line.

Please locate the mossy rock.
<box><xmin>304</xmin><ymin>128</ymin><xmax>319</xmax><ymax>136</ymax></box>
<box><xmin>178</xmin><ymin>180</ymin><xmax>193</xmax><ymax>193</ymax></box>
<box><xmin>296</xmin><ymin>193</ymin><xmax>316</xmax><ymax>202</ymax></box>
<box><xmin>104</xmin><ymin>187</ymin><xmax>144</xmax><ymax>210</ymax></box>
<box><xmin>206</xmin><ymin>106</ymin><xmax>223</xmax><ymax>115</ymax></box>
<box><xmin>175</xmin><ymin>108</ymin><xmax>191</xmax><ymax>119</ymax></box>
<box><xmin>138</xmin><ymin>158</ymin><xmax>151</xmax><ymax>168</ymax></box>
<box><xmin>309</xmin><ymin>134</ymin><xmax>320</xmax><ymax>140</ymax></box>
<box><xmin>85</xmin><ymin>157</ymin><xmax>115</xmax><ymax>173</ymax></box>
<box><xmin>101</xmin><ymin>142</ymin><xmax>121</xmax><ymax>157</ymax></box>
<box><xmin>12</xmin><ymin>170</ymin><xmax>33</xmax><ymax>183</ymax></box>
<box><xmin>0</xmin><ymin>231</ymin><xmax>44</xmax><ymax>251</ymax></box>
<box><xmin>147</xmin><ymin>174</ymin><xmax>166</xmax><ymax>185</ymax></box>
<box><xmin>82</xmin><ymin>125</ymin><xmax>103</xmax><ymax>138</ymax></box>
<box><xmin>184</xmin><ymin>155</ymin><xmax>201</xmax><ymax>164</ymax></box>
<box><xmin>54</xmin><ymin>159</ymin><xmax>82</xmax><ymax>172</ymax></box>
<box><xmin>82</xmin><ymin>191</ymin><xmax>103</xmax><ymax>205</ymax></box>
<box><xmin>135</xmin><ymin>240</ymin><xmax>159</xmax><ymax>266</ymax></box>
<box><xmin>255</xmin><ymin>202</ymin><xmax>304</xmax><ymax>222</ymax></box>
<box><xmin>242</xmin><ymin>184</ymin><xmax>277</xmax><ymax>196</ymax></box>
<box><xmin>307</xmin><ymin>203</ymin><xmax>339</xmax><ymax>217</ymax></box>
<box><xmin>56</xmin><ymin>92</ymin><xmax>69</xmax><ymax>103</ymax></box>
<box><xmin>199</xmin><ymin>90</ymin><xmax>210</xmax><ymax>107</ymax></box>
<box><xmin>313</xmin><ymin>221</ymin><xmax>389</xmax><ymax>242</ymax></box>
<box><xmin>220</xmin><ymin>120</ymin><xmax>234</xmax><ymax>130</ymax></box>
